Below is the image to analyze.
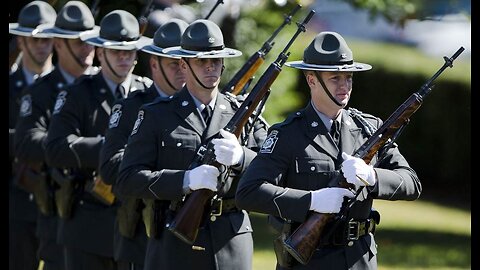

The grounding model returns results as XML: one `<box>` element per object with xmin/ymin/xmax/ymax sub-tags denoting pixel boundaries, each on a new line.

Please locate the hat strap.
<box><xmin>157</xmin><ymin>56</ymin><xmax>177</xmax><ymax>93</ymax></box>
<box><xmin>19</xmin><ymin>37</ymin><xmax>44</xmax><ymax>67</ymax></box>
<box><xmin>314</xmin><ymin>71</ymin><xmax>343</xmax><ymax>107</ymax></box>
<box><xmin>184</xmin><ymin>59</ymin><xmax>216</xmax><ymax>90</ymax></box>
<box><xmin>63</xmin><ymin>39</ymin><xmax>88</xmax><ymax>69</ymax></box>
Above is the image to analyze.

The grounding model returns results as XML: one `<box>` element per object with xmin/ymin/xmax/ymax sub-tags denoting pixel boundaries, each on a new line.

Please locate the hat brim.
<box><xmin>140</xmin><ymin>43</ymin><xmax>181</xmax><ymax>59</ymax></box>
<box><xmin>285</xmin><ymin>60</ymin><xmax>372</xmax><ymax>72</ymax></box>
<box><xmin>162</xmin><ymin>46</ymin><xmax>242</xmax><ymax>58</ymax></box>
<box><xmin>84</xmin><ymin>35</ymin><xmax>150</xmax><ymax>50</ymax></box>
<box><xmin>41</xmin><ymin>25</ymin><xmax>100</xmax><ymax>39</ymax></box>
<box><xmin>9</xmin><ymin>23</ymin><xmax>54</xmax><ymax>38</ymax></box>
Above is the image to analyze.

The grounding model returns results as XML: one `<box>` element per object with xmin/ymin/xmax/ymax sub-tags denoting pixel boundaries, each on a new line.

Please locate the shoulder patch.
<box><xmin>53</xmin><ymin>90</ymin><xmax>68</xmax><ymax>115</ymax></box>
<box><xmin>130</xmin><ymin>110</ymin><xmax>145</xmax><ymax>136</ymax></box>
<box><xmin>259</xmin><ymin>130</ymin><xmax>279</xmax><ymax>154</ymax></box>
<box><xmin>19</xmin><ymin>94</ymin><xmax>32</xmax><ymax>117</ymax></box>
<box><xmin>108</xmin><ymin>104</ymin><xmax>123</xmax><ymax>129</ymax></box>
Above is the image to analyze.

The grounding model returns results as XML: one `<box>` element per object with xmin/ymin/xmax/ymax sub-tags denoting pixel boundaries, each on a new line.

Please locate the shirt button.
<box><xmin>348</xmin><ymin>241</ymin><xmax>354</xmax><ymax>247</ymax></box>
<box><xmin>79</xmin><ymin>200</ymin><xmax>84</xmax><ymax>205</ymax></box>
<box><xmin>29</xmin><ymin>194</ymin><xmax>34</xmax><ymax>201</ymax></box>
<box><xmin>210</xmin><ymin>215</ymin><xmax>216</xmax><ymax>222</ymax></box>
<box><xmin>176</xmin><ymin>142</ymin><xmax>182</xmax><ymax>147</ymax></box>
<box><xmin>310</xmin><ymin>166</ymin><xmax>315</xmax><ymax>171</ymax></box>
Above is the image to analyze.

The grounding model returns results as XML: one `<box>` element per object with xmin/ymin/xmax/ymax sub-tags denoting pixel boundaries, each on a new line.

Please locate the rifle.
<box><xmin>90</xmin><ymin>0</ymin><xmax>101</xmax><ymax>19</ymax></box>
<box><xmin>167</xmin><ymin>9</ymin><xmax>315</xmax><ymax>245</ymax></box>
<box><xmin>220</xmin><ymin>4</ymin><xmax>301</xmax><ymax>96</ymax></box>
<box><xmin>138</xmin><ymin>0</ymin><xmax>154</xmax><ymax>35</ymax></box>
<box><xmin>282</xmin><ymin>46</ymin><xmax>466</xmax><ymax>265</ymax></box>
<box><xmin>204</xmin><ymin>0</ymin><xmax>224</xmax><ymax>20</ymax></box>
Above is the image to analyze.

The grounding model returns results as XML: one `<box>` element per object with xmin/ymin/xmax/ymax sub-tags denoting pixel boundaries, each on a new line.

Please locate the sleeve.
<box><xmin>14</xmin><ymin>88</ymin><xmax>49</xmax><ymax>166</ymax></box>
<box><xmin>44</xmin><ymin>89</ymin><xmax>103</xmax><ymax>169</ymax></box>
<box><xmin>116</xmin><ymin>107</ymin><xmax>185</xmax><ymax>201</ymax></box>
<box><xmin>236</xmin><ymin>127</ymin><xmax>312</xmax><ymax>223</ymax></box>
<box><xmin>99</xmin><ymin>101</ymin><xmax>129</xmax><ymax>185</ymax></box>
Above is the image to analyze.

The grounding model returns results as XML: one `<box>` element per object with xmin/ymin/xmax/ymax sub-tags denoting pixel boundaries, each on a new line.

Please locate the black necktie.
<box><xmin>202</xmin><ymin>105</ymin><xmax>212</xmax><ymax>126</ymax></box>
<box><xmin>330</xmin><ymin>120</ymin><xmax>340</xmax><ymax>146</ymax></box>
<box><xmin>115</xmin><ymin>84</ymin><xmax>125</xmax><ymax>100</ymax></box>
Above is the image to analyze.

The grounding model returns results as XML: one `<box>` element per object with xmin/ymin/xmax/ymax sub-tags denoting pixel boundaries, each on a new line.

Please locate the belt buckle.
<box><xmin>347</xmin><ymin>220</ymin><xmax>360</xmax><ymax>241</ymax></box>
<box><xmin>210</xmin><ymin>198</ymin><xmax>223</xmax><ymax>217</ymax></box>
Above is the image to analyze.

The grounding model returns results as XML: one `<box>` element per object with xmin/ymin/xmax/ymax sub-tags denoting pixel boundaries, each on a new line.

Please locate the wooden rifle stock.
<box><xmin>221</xmin><ymin>4</ymin><xmax>301</xmax><ymax>95</ymax></box>
<box><xmin>168</xmin><ymin>10</ymin><xmax>315</xmax><ymax>245</ymax></box>
<box><xmin>138</xmin><ymin>0</ymin><xmax>154</xmax><ymax>35</ymax></box>
<box><xmin>283</xmin><ymin>47</ymin><xmax>465</xmax><ymax>265</ymax></box>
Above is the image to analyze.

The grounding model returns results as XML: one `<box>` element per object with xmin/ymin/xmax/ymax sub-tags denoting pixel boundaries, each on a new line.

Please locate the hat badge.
<box><xmin>341</xmin><ymin>53</ymin><xmax>347</xmax><ymax>59</ymax></box>
<box><xmin>120</xmin><ymin>29</ymin><xmax>127</xmax><ymax>36</ymax></box>
<box><xmin>208</xmin><ymin>37</ymin><xmax>215</xmax><ymax>44</ymax></box>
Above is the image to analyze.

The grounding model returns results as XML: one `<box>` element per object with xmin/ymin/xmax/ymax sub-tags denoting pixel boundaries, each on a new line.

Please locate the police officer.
<box><xmin>116</xmin><ymin>19</ymin><xmax>268</xmax><ymax>270</ymax></box>
<box><xmin>44</xmin><ymin>9</ymin><xmax>152</xmax><ymax>270</ymax></box>
<box><xmin>9</xmin><ymin>2</ymin><xmax>56</xmax><ymax>269</ymax></box>
<box><xmin>14</xmin><ymin>2</ymin><xmax>99</xmax><ymax>269</ymax></box>
<box><xmin>99</xmin><ymin>18</ymin><xmax>188</xmax><ymax>270</ymax></box>
<box><xmin>236</xmin><ymin>31</ymin><xmax>422</xmax><ymax>270</ymax></box>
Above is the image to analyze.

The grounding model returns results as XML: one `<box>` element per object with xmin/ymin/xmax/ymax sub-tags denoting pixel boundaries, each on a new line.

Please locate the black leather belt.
<box><xmin>318</xmin><ymin>218</ymin><xmax>376</xmax><ymax>247</ymax></box>
<box><xmin>210</xmin><ymin>197</ymin><xmax>239</xmax><ymax>217</ymax></box>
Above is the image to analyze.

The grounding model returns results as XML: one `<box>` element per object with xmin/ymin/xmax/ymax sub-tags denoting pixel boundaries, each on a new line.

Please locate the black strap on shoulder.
<box><xmin>347</xmin><ymin>108</ymin><xmax>377</xmax><ymax>137</ymax></box>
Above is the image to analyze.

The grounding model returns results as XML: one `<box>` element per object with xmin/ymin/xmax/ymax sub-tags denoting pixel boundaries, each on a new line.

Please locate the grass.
<box><xmin>250</xmin><ymin>199</ymin><xmax>471</xmax><ymax>270</ymax></box>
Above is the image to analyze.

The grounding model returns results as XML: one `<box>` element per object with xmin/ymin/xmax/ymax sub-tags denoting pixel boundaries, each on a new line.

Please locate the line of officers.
<box><xmin>9</xmin><ymin>1</ymin><xmax>422</xmax><ymax>270</ymax></box>
<box><xmin>9</xmin><ymin>1</ymin><xmax>268</xmax><ymax>269</ymax></box>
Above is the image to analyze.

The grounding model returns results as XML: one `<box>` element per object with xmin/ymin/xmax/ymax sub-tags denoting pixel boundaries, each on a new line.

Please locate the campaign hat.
<box><xmin>140</xmin><ymin>18</ymin><xmax>189</xmax><ymax>58</ymax></box>
<box><xmin>41</xmin><ymin>1</ymin><xmax>99</xmax><ymax>39</ymax></box>
<box><xmin>286</xmin><ymin>31</ymin><xmax>372</xmax><ymax>72</ymax></box>
<box><xmin>9</xmin><ymin>1</ymin><xmax>56</xmax><ymax>38</ymax></box>
<box><xmin>163</xmin><ymin>19</ymin><xmax>242</xmax><ymax>58</ymax></box>
<box><xmin>83</xmin><ymin>10</ymin><xmax>150</xmax><ymax>50</ymax></box>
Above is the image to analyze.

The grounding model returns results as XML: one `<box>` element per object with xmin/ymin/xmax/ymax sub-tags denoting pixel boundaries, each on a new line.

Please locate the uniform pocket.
<box><xmin>295</xmin><ymin>157</ymin><xmax>335</xmax><ymax>190</ymax></box>
<box><xmin>158</xmin><ymin>130</ymin><xmax>199</xmax><ymax>168</ymax></box>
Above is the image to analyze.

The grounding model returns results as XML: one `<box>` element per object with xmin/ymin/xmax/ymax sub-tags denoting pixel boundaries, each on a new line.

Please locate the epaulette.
<box><xmin>271</xmin><ymin>110</ymin><xmax>303</xmax><ymax>130</ymax></box>
<box><xmin>72</xmin><ymin>73</ymin><xmax>94</xmax><ymax>85</ymax></box>
<box><xmin>149</xmin><ymin>95</ymin><xmax>175</xmax><ymax>106</ymax></box>
<box><xmin>135</xmin><ymin>76</ymin><xmax>153</xmax><ymax>88</ymax></box>
<box><xmin>128</xmin><ymin>88</ymin><xmax>148</xmax><ymax>98</ymax></box>
<box><xmin>347</xmin><ymin>107</ymin><xmax>378</xmax><ymax>136</ymax></box>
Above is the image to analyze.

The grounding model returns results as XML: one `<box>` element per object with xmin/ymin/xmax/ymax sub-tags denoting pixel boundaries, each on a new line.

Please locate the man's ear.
<box><xmin>306</xmin><ymin>72</ymin><xmax>317</xmax><ymax>87</ymax></box>
<box><xmin>179</xmin><ymin>58</ymin><xmax>187</xmax><ymax>70</ymax></box>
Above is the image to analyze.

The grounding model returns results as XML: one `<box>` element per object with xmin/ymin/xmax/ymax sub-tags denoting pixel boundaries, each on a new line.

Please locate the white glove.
<box><xmin>309</xmin><ymin>188</ymin><xmax>355</xmax><ymax>213</ymax></box>
<box><xmin>211</xmin><ymin>129</ymin><xmax>244</xmax><ymax>166</ymax></box>
<box><xmin>341</xmin><ymin>152</ymin><xmax>376</xmax><ymax>189</ymax></box>
<box><xmin>186</xmin><ymin>164</ymin><xmax>219</xmax><ymax>192</ymax></box>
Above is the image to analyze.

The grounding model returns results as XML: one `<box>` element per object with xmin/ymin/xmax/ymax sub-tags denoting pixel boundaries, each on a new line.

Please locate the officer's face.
<box><xmin>99</xmin><ymin>48</ymin><xmax>137</xmax><ymax>81</ymax></box>
<box><xmin>308</xmin><ymin>71</ymin><xmax>353</xmax><ymax>114</ymax></box>
<box><xmin>152</xmin><ymin>56</ymin><xmax>185</xmax><ymax>95</ymax></box>
<box><xmin>54</xmin><ymin>38</ymin><xmax>95</xmax><ymax>70</ymax></box>
<box><xmin>18</xmin><ymin>36</ymin><xmax>53</xmax><ymax>66</ymax></box>
<box><xmin>181</xmin><ymin>57</ymin><xmax>223</xmax><ymax>90</ymax></box>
